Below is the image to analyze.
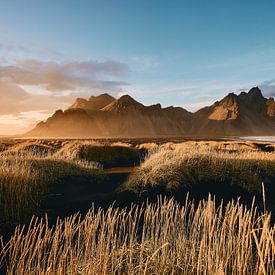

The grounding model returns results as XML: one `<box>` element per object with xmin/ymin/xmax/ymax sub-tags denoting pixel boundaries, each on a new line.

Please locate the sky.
<box><xmin>0</xmin><ymin>0</ymin><xmax>275</xmax><ymax>134</ymax></box>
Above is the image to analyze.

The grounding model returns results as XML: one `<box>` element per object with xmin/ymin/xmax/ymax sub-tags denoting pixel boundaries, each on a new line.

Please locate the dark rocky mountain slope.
<box><xmin>26</xmin><ymin>87</ymin><xmax>275</xmax><ymax>137</ymax></box>
<box><xmin>190</xmin><ymin>87</ymin><xmax>275</xmax><ymax>135</ymax></box>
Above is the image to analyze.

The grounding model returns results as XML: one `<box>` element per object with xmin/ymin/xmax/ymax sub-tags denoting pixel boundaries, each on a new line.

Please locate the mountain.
<box><xmin>69</xmin><ymin>93</ymin><xmax>115</xmax><ymax>111</ymax></box>
<box><xmin>102</xmin><ymin>95</ymin><xmax>145</xmax><ymax>112</ymax></box>
<box><xmin>27</xmin><ymin>93</ymin><xmax>191</xmax><ymax>137</ymax></box>
<box><xmin>190</xmin><ymin>87</ymin><xmax>275</xmax><ymax>135</ymax></box>
<box><xmin>26</xmin><ymin>87</ymin><xmax>275</xmax><ymax>137</ymax></box>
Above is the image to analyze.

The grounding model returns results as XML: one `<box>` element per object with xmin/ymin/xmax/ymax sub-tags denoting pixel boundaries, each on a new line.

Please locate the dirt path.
<box><xmin>104</xmin><ymin>166</ymin><xmax>137</xmax><ymax>174</ymax></box>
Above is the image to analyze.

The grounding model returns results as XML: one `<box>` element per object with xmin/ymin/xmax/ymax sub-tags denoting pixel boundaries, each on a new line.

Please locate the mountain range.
<box><xmin>26</xmin><ymin>87</ymin><xmax>275</xmax><ymax>137</ymax></box>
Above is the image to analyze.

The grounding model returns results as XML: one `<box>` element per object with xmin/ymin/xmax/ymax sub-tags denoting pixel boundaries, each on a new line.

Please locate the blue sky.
<box><xmin>0</xmin><ymin>0</ymin><xmax>275</xmax><ymax>133</ymax></box>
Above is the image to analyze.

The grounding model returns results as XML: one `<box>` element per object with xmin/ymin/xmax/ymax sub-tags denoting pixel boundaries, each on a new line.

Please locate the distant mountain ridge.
<box><xmin>26</xmin><ymin>87</ymin><xmax>275</xmax><ymax>137</ymax></box>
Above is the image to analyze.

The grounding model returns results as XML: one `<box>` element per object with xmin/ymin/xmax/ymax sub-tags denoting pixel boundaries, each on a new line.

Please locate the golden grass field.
<box><xmin>0</xmin><ymin>138</ymin><xmax>274</xmax><ymax>274</ymax></box>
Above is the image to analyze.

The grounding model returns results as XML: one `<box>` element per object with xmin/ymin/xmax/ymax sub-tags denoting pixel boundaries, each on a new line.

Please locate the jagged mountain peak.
<box><xmin>70</xmin><ymin>93</ymin><xmax>115</xmax><ymax>110</ymax></box>
<box><xmin>247</xmin><ymin>86</ymin><xmax>263</xmax><ymax>98</ymax></box>
<box><xmin>89</xmin><ymin>93</ymin><xmax>115</xmax><ymax>102</ymax></box>
<box><xmin>221</xmin><ymin>92</ymin><xmax>238</xmax><ymax>103</ymax></box>
<box><xmin>70</xmin><ymin>97</ymin><xmax>89</xmax><ymax>107</ymax></box>
<box><xmin>225</xmin><ymin>92</ymin><xmax>237</xmax><ymax>98</ymax></box>
<box><xmin>52</xmin><ymin>109</ymin><xmax>64</xmax><ymax>118</ymax></box>
<box><xmin>206</xmin><ymin>92</ymin><xmax>239</xmax><ymax>121</ymax></box>
<box><xmin>117</xmin><ymin>94</ymin><xmax>139</xmax><ymax>104</ymax></box>
<box><xmin>208</xmin><ymin>87</ymin><xmax>266</xmax><ymax>121</ymax></box>
<box><xmin>102</xmin><ymin>94</ymin><xmax>144</xmax><ymax>112</ymax></box>
<box><xmin>238</xmin><ymin>87</ymin><xmax>264</xmax><ymax>101</ymax></box>
<box><xmin>148</xmin><ymin>103</ymin><xmax>162</xmax><ymax>110</ymax></box>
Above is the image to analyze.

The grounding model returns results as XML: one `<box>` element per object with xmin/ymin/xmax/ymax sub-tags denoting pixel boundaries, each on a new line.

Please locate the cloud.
<box><xmin>0</xmin><ymin>57</ymin><xmax>7</xmax><ymax>63</ymax></box>
<box><xmin>0</xmin><ymin>81</ymin><xmax>32</xmax><ymax>114</ymax></box>
<box><xmin>0</xmin><ymin>79</ymin><xmax>85</xmax><ymax>134</ymax></box>
<box><xmin>0</xmin><ymin>111</ymin><xmax>50</xmax><ymax>135</ymax></box>
<box><xmin>259</xmin><ymin>79</ymin><xmax>275</xmax><ymax>97</ymax></box>
<box><xmin>0</xmin><ymin>43</ymin><xmax>64</xmax><ymax>59</ymax></box>
<box><xmin>0</xmin><ymin>79</ymin><xmax>78</xmax><ymax>115</ymax></box>
<box><xmin>0</xmin><ymin>59</ymin><xmax>130</xmax><ymax>91</ymax></box>
<box><xmin>0</xmin><ymin>56</ymin><xmax>132</xmax><ymax>134</ymax></box>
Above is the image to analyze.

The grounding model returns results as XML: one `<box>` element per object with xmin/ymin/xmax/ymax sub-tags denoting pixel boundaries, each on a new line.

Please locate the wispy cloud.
<box><xmin>259</xmin><ymin>79</ymin><xmax>275</xmax><ymax>97</ymax></box>
<box><xmin>0</xmin><ymin>80</ymin><xmax>79</xmax><ymax>115</ymax></box>
<box><xmin>0</xmin><ymin>42</ymin><xmax>64</xmax><ymax>59</ymax></box>
<box><xmin>0</xmin><ymin>59</ymin><xmax>130</xmax><ymax>91</ymax></box>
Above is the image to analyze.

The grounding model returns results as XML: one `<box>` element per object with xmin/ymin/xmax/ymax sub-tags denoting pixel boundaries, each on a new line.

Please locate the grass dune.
<box><xmin>1</xmin><ymin>141</ymin><xmax>56</xmax><ymax>157</ymax></box>
<box><xmin>54</xmin><ymin>140</ymin><xmax>141</xmax><ymax>167</ymax></box>
<box><xmin>0</xmin><ymin>154</ymin><xmax>104</xmax><ymax>224</ymax></box>
<box><xmin>124</xmin><ymin>145</ymin><xmax>275</xmax><ymax>193</ymax></box>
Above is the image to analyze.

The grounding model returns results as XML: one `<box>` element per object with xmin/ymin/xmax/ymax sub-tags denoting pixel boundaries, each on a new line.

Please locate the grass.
<box><xmin>1</xmin><ymin>139</ymin><xmax>275</xmax><ymax>224</ymax></box>
<box><xmin>0</xmin><ymin>139</ymin><xmax>275</xmax><ymax>273</ymax></box>
<box><xmin>0</xmin><ymin>153</ymin><xmax>104</xmax><ymax>224</ymax></box>
<box><xmin>0</xmin><ymin>196</ymin><xmax>274</xmax><ymax>274</ymax></box>
<box><xmin>1</xmin><ymin>140</ymin><xmax>57</xmax><ymax>157</ymax></box>
<box><xmin>54</xmin><ymin>140</ymin><xmax>141</xmax><ymax>167</ymax></box>
<box><xmin>124</xmin><ymin>145</ymin><xmax>275</xmax><ymax>193</ymax></box>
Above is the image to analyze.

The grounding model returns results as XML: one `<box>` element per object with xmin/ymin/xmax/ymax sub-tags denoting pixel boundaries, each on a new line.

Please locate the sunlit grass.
<box><xmin>0</xmin><ymin>152</ymin><xmax>104</xmax><ymax>224</ymax></box>
<box><xmin>54</xmin><ymin>140</ymin><xmax>140</xmax><ymax>166</ymax></box>
<box><xmin>124</xmin><ymin>145</ymin><xmax>275</xmax><ymax>193</ymax></box>
<box><xmin>1</xmin><ymin>197</ymin><xmax>274</xmax><ymax>274</ymax></box>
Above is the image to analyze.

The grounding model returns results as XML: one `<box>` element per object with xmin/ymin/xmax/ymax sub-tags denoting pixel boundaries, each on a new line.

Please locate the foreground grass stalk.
<box><xmin>0</xmin><ymin>197</ymin><xmax>274</xmax><ymax>274</ymax></box>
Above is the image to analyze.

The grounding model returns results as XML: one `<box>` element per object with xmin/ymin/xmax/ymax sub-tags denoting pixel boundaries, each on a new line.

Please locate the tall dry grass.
<box><xmin>0</xmin><ymin>151</ymin><xmax>103</xmax><ymax>224</ymax></box>
<box><xmin>125</xmin><ymin>145</ymin><xmax>275</xmax><ymax>192</ymax></box>
<box><xmin>0</xmin><ymin>196</ymin><xmax>274</xmax><ymax>274</ymax></box>
<box><xmin>53</xmin><ymin>140</ymin><xmax>141</xmax><ymax>168</ymax></box>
